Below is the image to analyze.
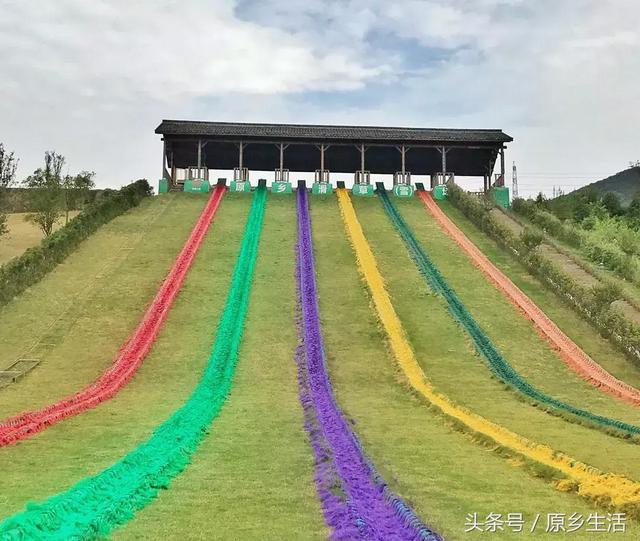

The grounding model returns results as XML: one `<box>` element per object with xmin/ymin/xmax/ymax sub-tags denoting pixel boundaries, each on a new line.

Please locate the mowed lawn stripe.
<box><xmin>116</xmin><ymin>194</ymin><xmax>327</xmax><ymax>541</ymax></box>
<box><xmin>0</xmin><ymin>193</ymin><xmax>248</xmax><ymax>518</ymax></box>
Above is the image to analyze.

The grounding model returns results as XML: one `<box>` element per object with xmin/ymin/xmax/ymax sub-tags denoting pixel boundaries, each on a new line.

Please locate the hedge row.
<box><xmin>0</xmin><ymin>180</ymin><xmax>152</xmax><ymax>306</ymax></box>
<box><xmin>502</xmin><ymin>205</ymin><xmax>640</xmax><ymax>315</ymax></box>
<box><xmin>448</xmin><ymin>184</ymin><xmax>640</xmax><ymax>365</ymax></box>
<box><xmin>512</xmin><ymin>198</ymin><xmax>639</xmax><ymax>282</ymax></box>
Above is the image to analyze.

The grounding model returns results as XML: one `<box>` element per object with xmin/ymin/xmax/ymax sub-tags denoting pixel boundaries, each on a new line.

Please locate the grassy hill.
<box><xmin>551</xmin><ymin>166</ymin><xmax>640</xmax><ymax>213</ymax></box>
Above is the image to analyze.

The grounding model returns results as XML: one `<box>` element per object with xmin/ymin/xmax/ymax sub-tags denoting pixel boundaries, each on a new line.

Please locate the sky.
<box><xmin>1</xmin><ymin>0</ymin><xmax>638</xmax><ymax>197</ymax></box>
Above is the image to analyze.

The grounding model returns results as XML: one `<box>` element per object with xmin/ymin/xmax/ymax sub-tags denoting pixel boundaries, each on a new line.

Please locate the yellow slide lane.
<box><xmin>335</xmin><ymin>188</ymin><xmax>640</xmax><ymax>515</ymax></box>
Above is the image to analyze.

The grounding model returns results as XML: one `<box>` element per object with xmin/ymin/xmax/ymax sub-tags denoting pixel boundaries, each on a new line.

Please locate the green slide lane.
<box><xmin>0</xmin><ymin>193</ymin><xmax>247</xmax><ymax>518</ymax></box>
<box><xmin>350</xmin><ymin>196</ymin><xmax>640</xmax><ymax>481</ymax></box>
<box><xmin>116</xmin><ymin>194</ymin><xmax>326</xmax><ymax>541</ymax></box>
<box><xmin>0</xmin><ymin>188</ymin><xmax>267</xmax><ymax>539</ymax></box>
<box><xmin>308</xmin><ymin>196</ymin><xmax>638</xmax><ymax>540</ymax></box>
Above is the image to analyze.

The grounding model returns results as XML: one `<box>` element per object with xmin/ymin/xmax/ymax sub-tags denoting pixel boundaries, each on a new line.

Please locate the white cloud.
<box><xmin>0</xmin><ymin>0</ymin><xmax>638</xmax><ymax>195</ymax></box>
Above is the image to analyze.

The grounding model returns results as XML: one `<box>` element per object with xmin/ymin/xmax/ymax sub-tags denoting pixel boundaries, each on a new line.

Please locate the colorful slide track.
<box><xmin>418</xmin><ymin>190</ymin><xmax>640</xmax><ymax>407</ymax></box>
<box><xmin>0</xmin><ymin>186</ymin><xmax>226</xmax><ymax>448</ymax></box>
<box><xmin>336</xmin><ymin>188</ymin><xmax>640</xmax><ymax>516</ymax></box>
<box><xmin>378</xmin><ymin>188</ymin><xmax>640</xmax><ymax>438</ymax></box>
<box><xmin>0</xmin><ymin>187</ymin><xmax>266</xmax><ymax>540</ymax></box>
<box><xmin>295</xmin><ymin>187</ymin><xmax>441</xmax><ymax>540</ymax></box>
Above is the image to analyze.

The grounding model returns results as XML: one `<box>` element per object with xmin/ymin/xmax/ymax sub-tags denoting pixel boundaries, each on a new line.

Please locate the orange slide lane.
<box><xmin>418</xmin><ymin>190</ymin><xmax>640</xmax><ymax>407</ymax></box>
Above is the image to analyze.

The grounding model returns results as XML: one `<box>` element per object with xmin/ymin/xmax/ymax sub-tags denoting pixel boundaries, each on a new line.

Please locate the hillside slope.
<box><xmin>552</xmin><ymin>166</ymin><xmax>640</xmax><ymax>208</ymax></box>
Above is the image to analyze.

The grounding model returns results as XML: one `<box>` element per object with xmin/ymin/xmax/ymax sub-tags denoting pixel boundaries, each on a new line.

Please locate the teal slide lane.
<box><xmin>378</xmin><ymin>188</ymin><xmax>640</xmax><ymax>439</ymax></box>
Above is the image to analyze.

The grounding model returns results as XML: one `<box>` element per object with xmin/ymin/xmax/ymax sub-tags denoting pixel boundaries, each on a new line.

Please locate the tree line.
<box><xmin>532</xmin><ymin>187</ymin><xmax>640</xmax><ymax>229</ymax></box>
<box><xmin>0</xmin><ymin>143</ymin><xmax>96</xmax><ymax>238</ymax></box>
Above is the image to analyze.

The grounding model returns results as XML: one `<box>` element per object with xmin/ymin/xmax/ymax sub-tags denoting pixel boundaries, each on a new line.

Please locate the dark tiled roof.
<box><xmin>156</xmin><ymin>120</ymin><xmax>512</xmax><ymax>144</ymax></box>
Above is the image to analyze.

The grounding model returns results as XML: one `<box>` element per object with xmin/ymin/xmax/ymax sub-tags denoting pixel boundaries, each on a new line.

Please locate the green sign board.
<box><xmin>393</xmin><ymin>184</ymin><xmax>414</xmax><ymax>198</ymax></box>
<box><xmin>433</xmin><ymin>184</ymin><xmax>448</xmax><ymax>200</ymax></box>
<box><xmin>271</xmin><ymin>181</ymin><xmax>292</xmax><ymax>194</ymax></box>
<box><xmin>491</xmin><ymin>186</ymin><xmax>510</xmax><ymax>208</ymax></box>
<box><xmin>352</xmin><ymin>183</ymin><xmax>374</xmax><ymax>196</ymax></box>
<box><xmin>230</xmin><ymin>181</ymin><xmax>252</xmax><ymax>193</ymax></box>
<box><xmin>183</xmin><ymin>179</ymin><xmax>211</xmax><ymax>193</ymax></box>
<box><xmin>312</xmin><ymin>182</ymin><xmax>333</xmax><ymax>195</ymax></box>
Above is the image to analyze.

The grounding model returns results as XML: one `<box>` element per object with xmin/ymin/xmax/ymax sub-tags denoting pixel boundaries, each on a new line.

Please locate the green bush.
<box><xmin>0</xmin><ymin>180</ymin><xmax>151</xmax><ymax>306</ymax></box>
<box><xmin>512</xmin><ymin>196</ymin><xmax>640</xmax><ymax>283</ymax></box>
<box><xmin>519</xmin><ymin>228</ymin><xmax>544</xmax><ymax>253</ymax></box>
<box><xmin>590</xmin><ymin>283</ymin><xmax>623</xmax><ymax>312</ymax></box>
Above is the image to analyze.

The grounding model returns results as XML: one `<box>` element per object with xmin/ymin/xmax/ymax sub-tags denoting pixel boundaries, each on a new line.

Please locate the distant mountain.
<box><xmin>553</xmin><ymin>166</ymin><xmax>640</xmax><ymax>206</ymax></box>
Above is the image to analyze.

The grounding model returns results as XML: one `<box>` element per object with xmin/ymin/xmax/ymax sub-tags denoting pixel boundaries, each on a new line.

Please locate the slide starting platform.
<box><xmin>183</xmin><ymin>179</ymin><xmax>210</xmax><ymax>193</ymax></box>
<box><xmin>352</xmin><ymin>171</ymin><xmax>374</xmax><ymax>196</ymax></box>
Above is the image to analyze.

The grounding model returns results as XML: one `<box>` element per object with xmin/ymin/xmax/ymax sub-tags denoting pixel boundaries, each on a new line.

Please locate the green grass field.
<box><xmin>437</xmin><ymin>199</ymin><xmax>640</xmax><ymax>390</ymax></box>
<box><xmin>309</xmin><ymin>196</ymin><xmax>637</xmax><ymax>540</ymax></box>
<box><xmin>116</xmin><ymin>194</ymin><xmax>326</xmax><ymax>540</ymax></box>
<box><xmin>0</xmin><ymin>191</ymin><xmax>638</xmax><ymax>539</ymax></box>
<box><xmin>350</xmin><ymin>196</ymin><xmax>640</xmax><ymax>478</ymax></box>
<box><xmin>0</xmin><ymin>211</ymin><xmax>80</xmax><ymax>265</ymax></box>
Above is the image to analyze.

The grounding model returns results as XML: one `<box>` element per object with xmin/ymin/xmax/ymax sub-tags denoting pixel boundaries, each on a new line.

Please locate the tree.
<box><xmin>62</xmin><ymin>170</ymin><xmax>95</xmax><ymax>224</ymax></box>
<box><xmin>628</xmin><ymin>193</ymin><xmax>640</xmax><ymax>218</ymax></box>
<box><xmin>573</xmin><ymin>187</ymin><xmax>601</xmax><ymax>223</ymax></box>
<box><xmin>590</xmin><ymin>282</ymin><xmax>622</xmax><ymax>313</ymax></box>
<box><xmin>534</xmin><ymin>192</ymin><xmax>548</xmax><ymax>208</ymax></box>
<box><xmin>601</xmin><ymin>192</ymin><xmax>623</xmax><ymax>217</ymax></box>
<box><xmin>23</xmin><ymin>151</ymin><xmax>65</xmax><ymax>236</ymax></box>
<box><xmin>0</xmin><ymin>143</ymin><xmax>18</xmax><ymax>238</ymax></box>
<box><xmin>573</xmin><ymin>200</ymin><xmax>591</xmax><ymax>223</ymax></box>
<box><xmin>519</xmin><ymin>228</ymin><xmax>544</xmax><ymax>253</ymax></box>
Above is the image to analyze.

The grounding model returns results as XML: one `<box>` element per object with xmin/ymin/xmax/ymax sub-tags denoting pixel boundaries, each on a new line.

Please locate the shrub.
<box><xmin>590</xmin><ymin>283</ymin><xmax>623</xmax><ymax>312</ymax></box>
<box><xmin>0</xmin><ymin>179</ymin><xmax>151</xmax><ymax>306</ymax></box>
<box><xmin>520</xmin><ymin>228</ymin><xmax>544</xmax><ymax>253</ymax></box>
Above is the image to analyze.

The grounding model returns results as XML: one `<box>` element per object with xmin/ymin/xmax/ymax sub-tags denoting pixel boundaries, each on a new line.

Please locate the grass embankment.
<box><xmin>307</xmin><ymin>195</ymin><xmax>636</xmax><ymax>540</ymax></box>
<box><xmin>0</xmin><ymin>194</ymin><xmax>200</xmax><ymax>413</ymax></box>
<box><xmin>117</xmin><ymin>193</ymin><xmax>326</xmax><ymax>541</ymax></box>
<box><xmin>360</xmin><ymin>196</ymin><xmax>640</xmax><ymax>477</ymax></box>
<box><xmin>506</xmin><ymin>207</ymin><xmax>640</xmax><ymax>322</ymax></box>
<box><xmin>435</xmin><ymin>199</ymin><xmax>640</xmax><ymax>392</ymax></box>
<box><xmin>0</xmin><ymin>193</ymin><xmax>229</xmax><ymax>516</ymax></box>
<box><xmin>0</xmin><ymin>212</ymin><xmax>80</xmax><ymax>265</ymax></box>
<box><xmin>0</xmin><ymin>189</ymin><xmax>273</xmax><ymax>538</ymax></box>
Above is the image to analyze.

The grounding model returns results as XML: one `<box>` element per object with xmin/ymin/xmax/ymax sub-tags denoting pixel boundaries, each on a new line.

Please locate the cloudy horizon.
<box><xmin>1</xmin><ymin>0</ymin><xmax>638</xmax><ymax>197</ymax></box>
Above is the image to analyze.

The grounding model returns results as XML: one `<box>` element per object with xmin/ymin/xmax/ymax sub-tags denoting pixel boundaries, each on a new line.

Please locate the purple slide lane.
<box><xmin>295</xmin><ymin>187</ymin><xmax>442</xmax><ymax>541</ymax></box>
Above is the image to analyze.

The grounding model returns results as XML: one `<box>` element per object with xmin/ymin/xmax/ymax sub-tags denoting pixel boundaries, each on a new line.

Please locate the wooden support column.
<box><xmin>279</xmin><ymin>143</ymin><xmax>285</xmax><ymax>173</ymax></box>
<box><xmin>442</xmin><ymin>146</ymin><xmax>447</xmax><ymax>179</ymax></box>
<box><xmin>162</xmin><ymin>139</ymin><xmax>166</xmax><ymax>180</ymax></box>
